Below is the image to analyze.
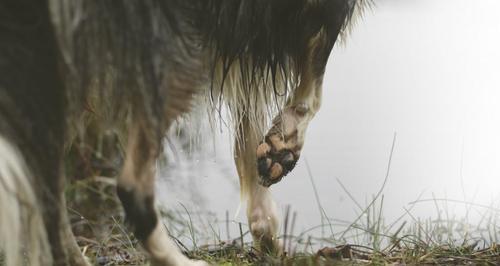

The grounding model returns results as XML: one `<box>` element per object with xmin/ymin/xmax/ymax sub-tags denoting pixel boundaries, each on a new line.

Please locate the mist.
<box><xmin>157</xmin><ymin>0</ymin><xmax>500</xmax><ymax>243</ymax></box>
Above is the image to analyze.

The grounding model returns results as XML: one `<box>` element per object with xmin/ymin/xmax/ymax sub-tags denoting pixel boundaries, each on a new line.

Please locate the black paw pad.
<box><xmin>256</xmin><ymin>140</ymin><xmax>298</xmax><ymax>187</ymax></box>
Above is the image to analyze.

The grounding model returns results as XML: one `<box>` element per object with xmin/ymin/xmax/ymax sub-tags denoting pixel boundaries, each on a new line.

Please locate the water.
<box><xmin>156</xmin><ymin>0</ymin><xmax>500</xmax><ymax>247</ymax></box>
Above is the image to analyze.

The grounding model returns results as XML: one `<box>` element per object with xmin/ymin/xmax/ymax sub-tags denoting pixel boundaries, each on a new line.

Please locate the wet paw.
<box><xmin>256</xmin><ymin>104</ymin><xmax>309</xmax><ymax>186</ymax></box>
<box><xmin>257</xmin><ymin>142</ymin><xmax>298</xmax><ymax>186</ymax></box>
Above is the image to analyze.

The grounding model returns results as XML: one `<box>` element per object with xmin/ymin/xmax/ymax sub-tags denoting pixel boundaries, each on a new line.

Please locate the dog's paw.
<box><xmin>256</xmin><ymin>104</ymin><xmax>310</xmax><ymax>186</ymax></box>
<box><xmin>256</xmin><ymin>141</ymin><xmax>298</xmax><ymax>187</ymax></box>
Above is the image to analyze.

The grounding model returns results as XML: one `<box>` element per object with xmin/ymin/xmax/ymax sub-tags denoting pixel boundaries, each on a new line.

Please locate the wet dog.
<box><xmin>0</xmin><ymin>0</ymin><xmax>369</xmax><ymax>265</ymax></box>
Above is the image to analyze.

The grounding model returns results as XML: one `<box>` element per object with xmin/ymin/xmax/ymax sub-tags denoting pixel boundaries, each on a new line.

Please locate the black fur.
<box><xmin>197</xmin><ymin>0</ymin><xmax>356</xmax><ymax>90</ymax></box>
<box><xmin>0</xmin><ymin>0</ymin><xmax>75</xmax><ymax>264</ymax></box>
<box><xmin>50</xmin><ymin>0</ymin><xmax>363</xmax><ymax>129</ymax></box>
<box><xmin>117</xmin><ymin>187</ymin><xmax>158</xmax><ymax>241</ymax></box>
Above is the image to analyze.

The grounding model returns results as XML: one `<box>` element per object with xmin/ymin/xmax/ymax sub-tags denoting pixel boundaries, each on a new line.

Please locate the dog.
<box><xmin>0</xmin><ymin>0</ymin><xmax>369</xmax><ymax>265</ymax></box>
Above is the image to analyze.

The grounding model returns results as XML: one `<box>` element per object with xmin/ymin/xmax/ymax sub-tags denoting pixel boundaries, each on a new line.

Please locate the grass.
<box><xmin>63</xmin><ymin>132</ymin><xmax>500</xmax><ymax>265</ymax></box>
<box><xmin>65</xmin><ymin>176</ymin><xmax>500</xmax><ymax>265</ymax></box>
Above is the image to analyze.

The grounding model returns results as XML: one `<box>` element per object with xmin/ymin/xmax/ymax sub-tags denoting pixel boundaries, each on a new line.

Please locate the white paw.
<box><xmin>248</xmin><ymin>200</ymin><xmax>280</xmax><ymax>254</ymax></box>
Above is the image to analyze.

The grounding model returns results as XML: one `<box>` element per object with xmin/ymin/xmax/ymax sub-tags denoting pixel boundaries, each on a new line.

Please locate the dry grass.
<box><xmin>65</xmin><ymin>177</ymin><xmax>500</xmax><ymax>266</ymax></box>
<box><xmin>61</xmin><ymin>132</ymin><xmax>500</xmax><ymax>265</ymax></box>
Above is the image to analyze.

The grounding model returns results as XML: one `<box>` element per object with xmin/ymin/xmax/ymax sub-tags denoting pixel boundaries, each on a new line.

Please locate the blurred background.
<box><xmin>156</xmin><ymin>0</ymin><xmax>500</xmax><ymax>247</ymax></box>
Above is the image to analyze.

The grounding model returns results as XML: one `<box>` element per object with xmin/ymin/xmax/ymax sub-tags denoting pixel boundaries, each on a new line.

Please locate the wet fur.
<box><xmin>0</xmin><ymin>0</ymin><xmax>369</xmax><ymax>264</ymax></box>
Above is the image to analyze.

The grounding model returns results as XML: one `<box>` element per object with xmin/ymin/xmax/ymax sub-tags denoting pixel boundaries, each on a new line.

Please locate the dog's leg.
<box><xmin>117</xmin><ymin>124</ymin><xmax>207</xmax><ymax>266</ymax></box>
<box><xmin>235</xmin><ymin>118</ymin><xmax>281</xmax><ymax>254</ymax></box>
<box><xmin>0</xmin><ymin>1</ymin><xmax>92</xmax><ymax>264</ymax></box>
<box><xmin>51</xmin><ymin>192</ymin><xmax>91</xmax><ymax>266</ymax></box>
<box><xmin>62</xmin><ymin>203</ymin><xmax>91</xmax><ymax>266</ymax></box>
<box><xmin>256</xmin><ymin>33</ymin><xmax>328</xmax><ymax>187</ymax></box>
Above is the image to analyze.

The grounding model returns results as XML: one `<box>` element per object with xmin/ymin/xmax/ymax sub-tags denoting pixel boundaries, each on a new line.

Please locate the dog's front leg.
<box><xmin>256</xmin><ymin>33</ymin><xmax>327</xmax><ymax>187</ymax></box>
<box><xmin>235</xmin><ymin>118</ymin><xmax>281</xmax><ymax>255</ymax></box>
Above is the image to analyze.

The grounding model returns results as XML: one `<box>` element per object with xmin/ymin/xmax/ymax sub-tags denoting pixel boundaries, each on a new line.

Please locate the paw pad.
<box><xmin>256</xmin><ymin>139</ymin><xmax>298</xmax><ymax>187</ymax></box>
<box><xmin>256</xmin><ymin>104</ymin><xmax>310</xmax><ymax>187</ymax></box>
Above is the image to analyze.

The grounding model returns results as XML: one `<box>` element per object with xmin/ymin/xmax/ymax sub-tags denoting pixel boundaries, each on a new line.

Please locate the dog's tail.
<box><xmin>0</xmin><ymin>136</ymin><xmax>52</xmax><ymax>266</ymax></box>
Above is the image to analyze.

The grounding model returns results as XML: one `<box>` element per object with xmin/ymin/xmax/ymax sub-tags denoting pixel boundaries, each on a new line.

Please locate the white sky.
<box><xmin>278</xmin><ymin>0</ymin><xmax>500</xmax><ymax>226</ymax></box>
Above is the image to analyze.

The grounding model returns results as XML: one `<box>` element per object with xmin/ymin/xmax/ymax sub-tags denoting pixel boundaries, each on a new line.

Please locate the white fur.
<box><xmin>232</xmin><ymin>114</ymin><xmax>281</xmax><ymax>253</ymax></box>
<box><xmin>146</xmin><ymin>222</ymin><xmax>209</xmax><ymax>266</ymax></box>
<box><xmin>203</xmin><ymin>60</ymin><xmax>292</xmax><ymax>198</ymax></box>
<box><xmin>0</xmin><ymin>136</ymin><xmax>51</xmax><ymax>266</ymax></box>
<box><xmin>246</xmin><ymin>184</ymin><xmax>280</xmax><ymax>252</ymax></box>
<box><xmin>227</xmin><ymin>31</ymin><xmax>326</xmax><ymax>252</ymax></box>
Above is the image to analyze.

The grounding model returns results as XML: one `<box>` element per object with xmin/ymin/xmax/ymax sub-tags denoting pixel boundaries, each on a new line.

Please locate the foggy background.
<box><xmin>157</xmin><ymin>0</ymin><xmax>500</xmax><ymax>244</ymax></box>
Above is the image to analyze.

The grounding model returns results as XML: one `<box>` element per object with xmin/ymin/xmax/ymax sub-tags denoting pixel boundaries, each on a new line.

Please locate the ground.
<box><xmin>66</xmin><ymin>177</ymin><xmax>500</xmax><ymax>266</ymax></box>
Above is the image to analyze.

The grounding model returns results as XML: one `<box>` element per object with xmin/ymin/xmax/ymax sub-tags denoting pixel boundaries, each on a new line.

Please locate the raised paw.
<box><xmin>256</xmin><ymin>103</ymin><xmax>311</xmax><ymax>187</ymax></box>
<box><xmin>256</xmin><ymin>142</ymin><xmax>298</xmax><ymax>186</ymax></box>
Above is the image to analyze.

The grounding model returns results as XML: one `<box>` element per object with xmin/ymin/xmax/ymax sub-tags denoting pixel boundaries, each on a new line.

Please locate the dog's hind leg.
<box><xmin>256</xmin><ymin>33</ymin><xmax>330</xmax><ymax>187</ymax></box>
<box><xmin>57</xmin><ymin>196</ymin><xmax>92</xmax><ymax>266</ymax></box>
<box><xmin>0</xmin><ymin>1</ymin><xmax>90</xmax><ymax>264</ymax></box>
<box><xmin>235</xmin><ymin>117</ymin><xmax>281</xmax><ymax>254</ymax></box>
<box><xmin>45</xmin><ymin>181</ymin><xmax>91</xmax><ymax>266</ymax></box>
<box><xmin>117</xmin><ymin>124</ymin><xmax>207</xmax><ymax>266</ymax></box>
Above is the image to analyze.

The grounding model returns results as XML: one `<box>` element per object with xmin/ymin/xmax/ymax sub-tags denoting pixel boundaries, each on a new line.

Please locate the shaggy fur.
<box><xmin>0</xmin><ymin>136</ymin><xmax>51</xmax><ymax>266</ymax></box>
<box><xmin>0</xmin><ymin>0</ymin><xmax>370</xmax><ymax>265</ymax></box>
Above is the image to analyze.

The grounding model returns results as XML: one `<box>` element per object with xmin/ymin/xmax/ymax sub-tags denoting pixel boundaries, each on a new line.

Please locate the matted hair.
<box><xmin>49</xmin><ymin>0</ymin><xmax>372</xmax><ymax>137</ymax></box>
